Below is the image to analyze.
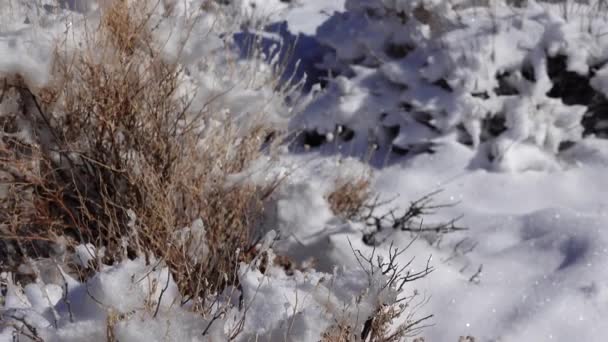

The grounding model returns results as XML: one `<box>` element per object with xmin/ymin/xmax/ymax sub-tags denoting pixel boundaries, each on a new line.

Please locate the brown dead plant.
<box><xmin>0</xmin><ymin>0</ymin><xmax>280</xmax><ymax>313</ymax></box>
<box><xmin>327</xmin><ymin>176</ymin><xmax>372</xmax><ymax>220</ymax></box>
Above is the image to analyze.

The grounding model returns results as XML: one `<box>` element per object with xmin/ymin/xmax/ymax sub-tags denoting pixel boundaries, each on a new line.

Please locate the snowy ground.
<box><xmin>275</xmin><ymin>0</ymin><xmax>608</xmax><ymax>340</ymax></box>
<box><xmin>270</xmin><ymin>137</ymin><xmax>608</xmax><ymax>341</ymax></box>
<box><xmin>3</xmin><ymin>0</ymin><xmax>608</xmax><ymax>341</ymax></box>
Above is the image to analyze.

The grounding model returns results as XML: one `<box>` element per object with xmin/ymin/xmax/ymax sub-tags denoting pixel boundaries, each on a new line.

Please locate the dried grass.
<box><xmin>327</xmin><ymin>176</ymin><xmax>371</xmax><ymax>220</ymax></box>
<box><xmin>321</xmin><ymin>321</ymin><xmax>355</xmax><ymax>342</ymax></box>
<box><xmin>320</xmin><ymin>304</ymin><xmax>409</xmax><ymax>342</ymax></box>
<box><xmin>0</xmin><ymin>0</ymin><xmax>279</xmax><ymax>311</ymax></box>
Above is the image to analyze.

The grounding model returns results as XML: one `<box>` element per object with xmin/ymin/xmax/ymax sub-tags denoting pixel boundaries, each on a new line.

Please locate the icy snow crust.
<box><xmin>3</xmin><ymin>0</ymin><xmax>608</xmax><ymax>341</ymax></box>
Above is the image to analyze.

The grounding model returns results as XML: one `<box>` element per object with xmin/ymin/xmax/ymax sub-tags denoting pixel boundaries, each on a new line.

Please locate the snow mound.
<box><xmin>294</xmin><ymin>0</ymin><xmax>608</xmax><ymax>171</ymax></box>
<box><xmin>1</xmin><ymin>249</ymin><xmax>407</xmax><ymax>341</ymax></box>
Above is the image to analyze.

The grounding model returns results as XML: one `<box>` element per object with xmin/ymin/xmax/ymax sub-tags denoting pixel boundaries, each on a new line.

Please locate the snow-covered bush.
<box><xmin>294</xmin><ymin>0</ymin><xmax>608</xmax><ymax>171</ymax></box>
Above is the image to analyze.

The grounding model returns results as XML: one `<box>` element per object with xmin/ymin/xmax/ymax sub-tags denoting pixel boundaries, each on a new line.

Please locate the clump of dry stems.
<box><xmin>327</xmin><ymin>174</ymin><xmax>465</xmax><ymax>247</ymax></box>
<box><xmin>0</xmin><ymin>0</ymin><xmax>277</xmax><ymax>311</ymax></box>
<box><xmin>327</xmin><ymin>176</ymin><xmax>372</xmax><ymax>221</ymax></box>
<box><xmin>320</xmin><ymin>240</ymin><xmax>434</xmax><ymax>342</ymax></box>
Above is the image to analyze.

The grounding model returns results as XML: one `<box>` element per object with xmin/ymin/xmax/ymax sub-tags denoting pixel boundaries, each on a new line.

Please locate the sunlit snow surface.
<box><xmin>373</xmin><ymin>140</ymin><xmax>608</xmax><ymax>340</ymax></box>
<box><xmin>277</xmin><ymin>0</ymin><xmax>608</xmax><ymax>340</ymax></box>
<box><xmin>273</xmin><ymin>136</ymin><xmax>608</xmax><ymax>341</ymax></box>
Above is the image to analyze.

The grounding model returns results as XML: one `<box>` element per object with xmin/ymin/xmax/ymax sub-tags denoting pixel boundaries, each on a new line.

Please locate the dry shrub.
<box><xmin>321</xmin><ymin>321</ymin><xmax>355</xmax><ymax>342</ymax></box>
<box><xmin>0</xmin><ymin>0</ymin><xmax>278</xmax><ymax>310</ymax></box>
<box><xmin>320</xmin><ymin>241</ymin><xmax>434</xmax><ymax>342</ymax></box>
<box><xmin>320</xmin><ymin>303</ymin><xmax>410</xmax><ymax>342</ymax></box>
<box><xmin>101</xmin><ymin>0</ymin><xmax>150</xmax><ymax>54</ymax></box>
<box><xmin>327</xmin><ymin>174</ymin><xmax>464</xmax><ymax>247</ymax></box>
<box><xmin>327</xmin><ymin>176</ymin><xmax>371</xmax><ymax>220</ymax></box>
<box><xmin>363</xmin><ymin>304</ymin><xmax>410</xmax><ymax>342</ymax></box>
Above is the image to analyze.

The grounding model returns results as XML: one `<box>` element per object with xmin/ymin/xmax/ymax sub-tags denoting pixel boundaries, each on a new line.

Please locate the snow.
<box><xmin>1</xmin><ymin>257</ymin><xmax>212</xmax><ymax>341</ymax></box>
<box><xmin>264</xmin><ymin>134</ymin><xmax>608</xmax><ymax>341</ymax></box>
<box><xmin>282</xmin><ymin>0</ymin><xmax>345</xmax><ymax>36</ymax></box>
<box><xmin>0</xmin><ymin>242</ymin><xmax>402</xmax><ymax>341</ymax></box>
<box><xmin>298</xmin><ymin>0</ymin><xmax>608</xmax><ymax>170</ymax></box>
<box><xmin>369</xmin><ymin>140</ymin><xmax>608</xmax><ymax>340</ymax></box>
<box><xmin>275</xmin><ymin>181</ymin><xmax>334</xmax><ymax>243</ymax></box>
<box><xmin>74</xmin><ymin>244</ymin><xmax>97</xmax><ymax>268</ymax></box>
<box><xmin>3</xmin><ymin>0</ymin><xmax>608</xmax><ymax>341</ymax></box>
<box><xmin>172</xmin><ymin>219</ymin><xmax>209</xmax><ymax>264</ymax></box>
<box><xmin>280</xmin><ymin>0</ymin><xmax>608</xmax><ymax>339</ymax></box>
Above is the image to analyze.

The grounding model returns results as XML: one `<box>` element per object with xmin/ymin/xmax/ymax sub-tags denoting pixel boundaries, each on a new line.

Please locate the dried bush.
<box><xmin>325</xmin><ymin>175</ymin><xmax>465</xmax><ymax>246</ymax></box>
<box><xmin>323</xmin><ymin>187</ymin><xmax>467</xmax><ymax>340</ymax></box>
<box><xmin>327</xmin><ymin>176</ymin><xmax>371</xmax><ymax>220</ymax></box>
<box><xmin>321</xmin><ymin>321</ymin><xmax>354</xmax><ymax>342</ymax></box>
<box><xmin>0</xmin><ymin>0</ymin><xmax>279</xmax><ymax>311</ymax></box>
<box><xmin>321</xmin><ymin>241</ymin><xmax>434</xmax><ymax>342</ymax></box>
<box><xmin>359</xmin><ymin>191</ymin><xmax>467</xmax><ymax>246</ymax></box>
<box><xmin>322</xmin><ymin>304</ymin><xmax>410</xmax><ymax>342</ymax></box>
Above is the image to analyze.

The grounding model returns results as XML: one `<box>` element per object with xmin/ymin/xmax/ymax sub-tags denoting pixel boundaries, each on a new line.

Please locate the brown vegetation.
<box><xmin>0</xmin><ymin>0</ymin><xmax>277</xmax><ymax>312</ymax></box>
<box><xmin>327</xmin><ymin>176</ymin><xmax>371</xmax><ymax>220</ymax></box>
